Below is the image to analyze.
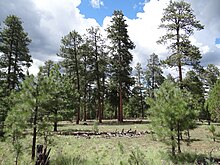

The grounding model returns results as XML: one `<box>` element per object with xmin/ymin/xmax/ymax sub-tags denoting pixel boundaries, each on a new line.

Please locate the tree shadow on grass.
<box><xmin>168</xmin><ymin>152</ymin><xmax>220</xmax><ymax>164</ymax></box>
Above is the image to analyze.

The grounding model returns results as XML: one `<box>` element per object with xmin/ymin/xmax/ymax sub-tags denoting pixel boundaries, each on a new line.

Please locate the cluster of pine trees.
<box><xmin>1</xmin><ymin>0</ymin><xmax>220</xmax><ymax>159</ymax></box>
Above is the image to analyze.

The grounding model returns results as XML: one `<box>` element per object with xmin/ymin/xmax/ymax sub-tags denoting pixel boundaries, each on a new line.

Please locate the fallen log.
<box><xmin>55</xmin><ymin>129</ymin><xmax>150</xmax><ymax>138</ymax></box>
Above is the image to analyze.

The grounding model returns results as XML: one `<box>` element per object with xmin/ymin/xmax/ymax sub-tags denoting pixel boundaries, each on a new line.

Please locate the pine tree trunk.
<box><xmin>83</xmin><ymin>103</ymin><xmax>87</xmax><ymax>121</ymax></box>
<box><xmin>101</xmin><ymin>74</ymin><xmax>105</xmax><ymax>121</ymax></box>
<box><xmin>94</xmin><ymin>36</ymin><xmax>102</xmax><ymax>123</ymax></box>
<box><xmin>171</xmin><ymin>128</ymin><xmax>175</xmax><ymax>156</ymax></box>
<box><xmin>12</xmin><ymin>42</ymin><xmax>18</xmax><ymax>90</ymax></box>
<box><xmin>32</xmin><ymin>105</ymin><xmax>38</xmax><ymax>160</ymax></box>
<box><xmin>15</xmin><ymin>152</ymin><xmax>19</xmax><ymax>165</ymax></box>
<box><xmin>32</xmin><ymin>85</ymin><xmax>39</xmax><ymax>160</ymax></box>
<box><xmin>74</xmin><ymin>45</ymin><xmax>80</xmax><ymax>125</ymax></box>
<box><xmin>7</xmin><ymin>36</ymin><xmax>13</xmax><ymax>90</ymax></box>
<box><xmin>152</xmin><ymin>55</ymin><xmax>155</xmax><ymax>99</ymax></box>
<box><xmin>140</xmin><ymin>91</ymin><xmax>144</xmax><ymax>118</ymax></box>
<box><xmin>119</xmin><ymin>81</ymin><xmax>123</xmax><ymax>122</ymax></box>
<box><xmin>177</xmin><ymin>123</ymin><xmax>181</xmax><ymax>153</ymax></box>
<box><xmin>115</xmin><ymin>106</ymin><xmax>118</xmax><ymax>119</ymax></box>
<box><xmin>53</xmin><ymin>109</ymin><xmax>58</xmax><ymax>132</ymax></box>
<box><xmin>176</xmin><ymin>27</ymin><xmax>183</xmax><ymax>86</ymax></box>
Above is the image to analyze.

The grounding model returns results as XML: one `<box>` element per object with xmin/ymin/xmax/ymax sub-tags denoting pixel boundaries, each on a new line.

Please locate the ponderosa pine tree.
<box><xmin>0</xmin><ymin>15</ymin><xmax>32</xmax><ymax>137</ymax></box>
<box><xmin>107</xmin><ymin>10</ymin><xmax>135</xmax><ymax>122</ymax></box>
<box><xmin>148</xmin><ymin>80</ymin><xmax>197</xmax><ymax>155</ymax></box>
<box><xmin>4</xmin><ymin>90</ymin><xmax>30</xmax><ymax>165</ymax></box>
<box><xmin>41</xmin><ymin>60</ymin><xmax>55</xmax><ymax>77</ymax></box>
<box><xmin>145</xmin><ymin>53</ymin><xmax>164</xmax><ymax>98</ymax></box>
<box><xmin>182</xmin><ymin>70</ymin><xmax>205</xmax><ymax>119</ymax></box>
<box><xmin>0</xmin><ymin>15</ymin><xmax>32</xmax><ymax>91</ymax></box>
<box><xmin>203</xmin><ymin>64</ymin><xmax>220</xmax><ymax>93</ymax></box>
<box><xmin>79</xmin><ymin>41</ymin><xmax>95</xmax><ymax>121</ymax></box>
<box><xmin>206</xmin><ymin>79</ymin><xmax>220</xmax><ymax>122</ymax></box>
<box><xmin>157</xmin><ymin>0</ymin><xmax>204</xmax><ymax>85</ymax></box>
<box><xmin>58</xmin><ymin>30</ymin><xmax>83</xmax><ymax>124</ymax></box>
<box><xmin>43</xmin><ymin>63</ymin><xmax>64</xmax><ymax>132</ymax></box>
<box><xmin>134</xmin><ymin>62</ymin><xmax>145</xmax><ymax>118</ymax></box>
<box><xmin>5</xmin><ymin>73</ymin><xmax>50</xmax><ymax>160</ymax></box>
<box><xmin>86</xmin><ymin>26</ymin><xmax>107</xmax><ymax>123</ymax></box>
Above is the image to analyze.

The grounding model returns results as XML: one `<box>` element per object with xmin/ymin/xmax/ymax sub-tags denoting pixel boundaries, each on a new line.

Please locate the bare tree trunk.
<box><xmin>119</xmin><ymin>81</ymin><xmax>123</xmax><ymax>122</ymax></box>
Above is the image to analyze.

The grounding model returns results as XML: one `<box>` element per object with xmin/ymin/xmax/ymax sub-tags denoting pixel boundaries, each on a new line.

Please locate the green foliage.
<box><xmin>145</xmin><ymin>53</ymin><xmax>165</xmax><ymax>98</ymax></box>
<box><xmin>0</xmin><ymin>91</ymin><xmax>9</xmax><ymax>136</ymax></box>
<box><xmin>52</xmin><ymin>154</ymin><xmax>88</xmax><ymax>165</ymax></box>
<box><xmin>148</xmin><ymin>80</ymin><xmax>197</xmax><ymax>155</ymax></box>
<box><xmin>86</xmin><ymin>26</ymin><xmax>108</xmax><ymax>123</ymax></box>
<box><xmin>157</xmin><ymin>0</ymin><xmax>204</xmax><ymax>81</ymax></box>
<box><xmin>206</xmin><ymin>79</ymin><xmax>220</xmax><ymax>122</ymax></box>
<box><xmin>0</xmin><ymin>15</ymin><xmax>32</xmax><ymax>90</ymax></box>
<box><xmin>92</xmin><ymin>121</ymin><xmax>99</xmax><ymax>133</ymax></box>
<box><xmin>107</xmin><ymin>10</ymin><xmax>135</xmax><ymax>122</ymax></box>
<box><xmin>0</xmin><ymin>14</ymin><xmax>32</xmax><ymax>136</ymax></box>
<box><xmin>208</xmin><ymin>125</ymin><xmax>216</xmax><ymax>142</ymax></box>
<box><xmin>4</xmin><ymin>90</ymin><xmax>31</xmax><ymax>164</ymax></box>
<box><xmin>182</xmin><ymin>70</ymin><xmax>205</xmax><ymax>119</ymax></box>
<box><xmin>128</xmin><ymin>148</ymin><xmax>148</xmax><ymax>165</ymax></box>
<box><xmin>203</xmin><ymin>64</ymin><xmax>220</xmax><ymax>90</ymax></box>
<box><xmin>58</xmin><ymin>30</ymin><xmax>83</xmax><ymax>124</ymax></box>
<box><xmin>40</xmin><ymin>62</ymin><xmax>73</xmax><ymax>131</ymax></box>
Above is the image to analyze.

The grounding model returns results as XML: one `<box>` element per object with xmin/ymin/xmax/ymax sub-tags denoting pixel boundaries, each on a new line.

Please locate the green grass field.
<box><xmin>1</xmin><ymin>120</ymin><xmax>220</xmax><ymax>165</ymax></box>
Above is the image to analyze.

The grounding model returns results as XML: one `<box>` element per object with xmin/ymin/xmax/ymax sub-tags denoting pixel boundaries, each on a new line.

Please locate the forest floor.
<box><xmin>1</xmin><ymin>120</ymin><xmax>220</xmax><ymax>164</ymax></box>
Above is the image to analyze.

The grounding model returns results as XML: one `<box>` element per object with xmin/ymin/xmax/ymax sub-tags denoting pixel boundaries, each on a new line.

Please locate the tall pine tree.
<box><xmin>86</xmin><ymin>26</ymin><xmax>107</xmax><ymax>123</ymax></box>
<box><xmin>58</xmin><ymin>30</ymin><xmax>83</xmax><ymax>124</ymax></box>
<box><xmin>107</xmin><ymin>10</ymin><xmax>135</xmax><ymax>122</ymax></box>
<box><xmin>145</xmin><ymin>53</ymin><xmax>164</xmax><ymax>98</ymax></box>
<box><xmin>0</xmin><ymin>15</ymin><xmax>32</xmax><ymax>91</ymax></box>
<box><xmin>0</xmin><ymin>15</ymin><xmax>32</xmax><ymax>136</ymax></box>
<box><xmin>157</xmin><ymin>1</ymin><xmax>204</xmax><ymax>85</ymax></box>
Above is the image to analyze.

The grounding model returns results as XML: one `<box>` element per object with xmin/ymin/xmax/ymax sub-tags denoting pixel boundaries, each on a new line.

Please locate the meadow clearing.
<box><xmin>1</xmin><ymin>120</ymin><xmax>220</xmax><ymax>165</ymax></box>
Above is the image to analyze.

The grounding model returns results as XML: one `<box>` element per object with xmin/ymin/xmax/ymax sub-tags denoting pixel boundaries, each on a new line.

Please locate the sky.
<box><xmin>0</xmin><ymin>0</ymin><xmax>220</xmax><ymax>76</ymax></box>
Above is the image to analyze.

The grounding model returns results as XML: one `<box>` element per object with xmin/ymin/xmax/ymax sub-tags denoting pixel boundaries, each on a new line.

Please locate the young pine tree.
<box><xmin>4</xmin><ymin>90</ymin><xmax>31</xmax><ymax>165</ymax></box>
<box><xmin>148</xmin><ymin>80</ymin><xmax>197</xmax><ymax>156</ymax></box>
<box><xmin>206</xmin><ymin>79</ymin><xmax>220</xmax><ymax>122</ymax></box>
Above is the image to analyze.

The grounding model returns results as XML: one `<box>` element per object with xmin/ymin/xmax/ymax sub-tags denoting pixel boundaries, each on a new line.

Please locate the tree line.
<box><xmin>1</xmin><ymin>0</ymin><xmax>220</xmax><ymax>160</ymax></box>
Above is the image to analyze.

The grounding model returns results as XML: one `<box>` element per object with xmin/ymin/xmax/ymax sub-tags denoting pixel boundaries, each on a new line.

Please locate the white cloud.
<box><xmin>1</xmin><ymin>0</ymin><xmax>219</xmax><ymax>75</ymax></box>
<box><xmin>216</xmin><ymin>44</ymin><xmax>220</xmax><ymax>49</ymax></box>
<box><xmin>123</xmin><ymin>0</ymin><xmax>219</xmax><ymax>69</ymax></box>
<box><xmin>29</xmin><ymin>59</ymin><xmax>44</xmax><ymax>76</ymax></box>
<box><xmin>125</xmin><ymin>0</ymin><xmax>170</xmax><ymax>67</ymax></box>
<box><xmin>90</xmin><ymin>0</ymin><xmax>104</xmax><ymax>9</ymax></box>
<box><xmin>27</xmin><ymin>0</ymin><xmax>100</xmax><ymax>73</ymax></box>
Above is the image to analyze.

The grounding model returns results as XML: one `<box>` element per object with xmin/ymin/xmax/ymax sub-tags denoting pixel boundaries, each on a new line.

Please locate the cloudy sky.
<box><xmin>0</xmin><ymin>0</ymin><xmax>220</xmax><ymax>75</ymax></box>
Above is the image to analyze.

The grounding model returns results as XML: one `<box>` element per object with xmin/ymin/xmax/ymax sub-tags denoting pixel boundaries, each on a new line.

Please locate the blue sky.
<box><xmin>79</xmin><ymin>0</ymin><xmax>148</xmax><ymax>25</ymax></box>
<box><xmin>215</xmin><ymin>38</ymin><xmax>220</xmax><ymax>44</ymax></box>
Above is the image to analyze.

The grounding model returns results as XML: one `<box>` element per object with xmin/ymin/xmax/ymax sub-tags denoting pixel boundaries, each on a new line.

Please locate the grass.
<box><xmin>1</xmin><ymin>120</ymin><xmax>220</xmax><ymax>164</ymax></box>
